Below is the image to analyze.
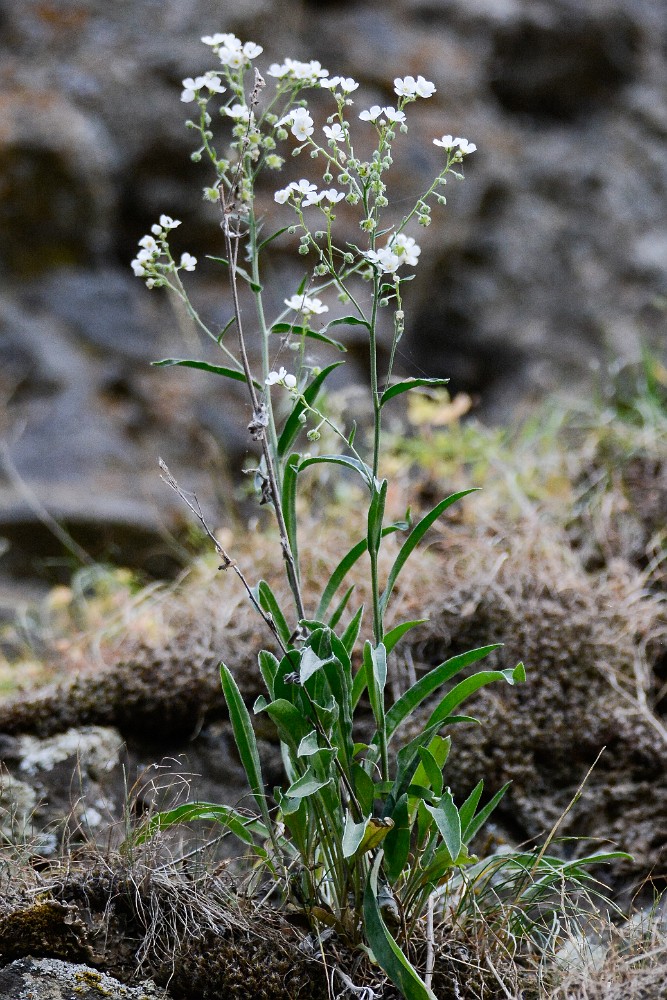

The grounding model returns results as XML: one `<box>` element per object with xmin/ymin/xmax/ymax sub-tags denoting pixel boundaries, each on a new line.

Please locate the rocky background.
<box><xmin>1</xmin><ymin>0</ymin><xmax>666</xmax><ymax>603</ymax></box>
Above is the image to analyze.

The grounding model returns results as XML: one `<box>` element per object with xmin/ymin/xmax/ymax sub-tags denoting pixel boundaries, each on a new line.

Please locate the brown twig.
<box><xmin>158</xmin><ymin>459</ymin><xmax>286</xmax><ymax>654</ymax></box>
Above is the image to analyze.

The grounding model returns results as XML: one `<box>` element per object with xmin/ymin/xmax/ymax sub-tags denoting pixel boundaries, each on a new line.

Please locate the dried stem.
<box><xmin>159</xmin><ymin>459</ymin><xmax>287</xmax><ymax>654</ymax></box>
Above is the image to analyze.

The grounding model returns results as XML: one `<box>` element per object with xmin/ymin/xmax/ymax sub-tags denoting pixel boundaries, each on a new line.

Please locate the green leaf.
<box><xmin>384</xmin><ymin>645</ymin><xmax>501</xmax><ymax>742</ymax></box>
<box><xmin>206</xmin><ymin>256</ymin><xmax>262</xmax><ymax>292</ymax></box>
<box><xmin>152</xmin><ymin>358</ymin><xmax>261</xmax><ymax>390</ymax></box>
<box><xmin>383</xmin><ymin>619</ymin><xmax>428</xmax><ymax>656</ymax></box>
<box><xmin>285</xmin><ymin>765</ymin><xmax>332</xmax><ymax>799</ymax></box>
<box><xmin>340</xmin><ymin>604</ymin><xmax>364</xmax><ymax>655</ymax></box>
<box><xmin>364</xmin><ymin>641</ymin><xmax>387</xmax><ymax>727</ymax></box>
<box><xmin>270</xmin><ymin>322</ymin><xmax>346</xmax><ymax>352</ymax></box>
<box><xmin>281</xmin><ymin>454</ymin><xmax>300</xmax><ymax>587</ymax></box>
<box><xmin>258</xmin><ymin>650</ymin><xmax>280</xmax><ymax>700</ymax></box>
<box><xmin>462</xmin><ymin>782</ymin><xmax>510</xmax><ymax>845</ymax></box>
<box><xmin>426</xmin><ymin>788</ymin><xmax>461</xmax><ymax>863</ymax></box>
<box><xmin>299</xmin><ymin>454</ymin><xmax>375</xmax><ymax>491</ymax></box>
<box><xmin>417</xmin><ymin>747</ymin><xmax>444</xmax><ymax>798</ymax></box>
<box><xmin>328</xmin><ymin>586</ymin><xmax>355</xmax><ymax>631</ymax></box>
<box><xmin>129</xmin><ymin>801</ymin><xmax>271</xmax><ymax>853</ymax></box>
<box><xmin>318</xmin><ymin>538</ymin><xmax>367</xmax><ymax>622</ymax></box>
<box><xmin>351</xmin><ymin>763</ymin><xmax>376</xmax><ymax>816</ymax></box>
<box><xmin>380</xmin><ymin>377</ymin><xmax>450</xmax><ymax>408</ymax></box>
<box><xmin>277</xmin><ymin>362</ymin><xmax>345</xmax><ymax>459</ymax></box>
<box><xmin>258</xmin><ymin>226</ymin><xmax>290</xmax><ymax>252</ymax></box>
<box><xmin>458</xmin><ymin>780</ymin><xmax>484</xmax><ymax>840</ymax></box>
<box><xmin>342</xmin><ymin>812</ymin><xmax>370</xmax><ymax>858</ymax></box>
<box><xmin>380</xmin><ymin>490</ymin><xmax>477</xmax><ymax>612</ymax></box>
<box><xmin>219</xmin><ymin>664</ymin><xmax>272</xmax><ymax>830</ymax></box>
<box><xmin>323</xmin><ymin>314</ymin><xmax>371</xmax><ymax>332</ymax></box>
<box><xmin>383</xmin><ymin>795</ymin><xmax>411</xmax><ymax>884</ymax></box>
<box><xmin>426</xmin><ymin>662</ymin><xmax>526</xmax><ymax>729</ymax></box>
<box><xmin>255</xmin><ymin>580</ymin><xmax>291</xmax><ymax>648</ymax></box>
<box><xmin>316</xmin><ymin>523</ymin><xmax>406</xmax><ymax>621</ymax></box>
<box><xmin>217</xmin><ymin>315</ymin><xmax>236</xmax><ymax>344</ymax></box>
<box><xmin>412</xmin><ymin>736</ymin><xmax>450</xmax><ymax>799</ymax></box>
<box><xmin>364</xmin><ymin>854</ymin><xmax>437</xmax><ymax>1000</ymax></box>
<box><xmin>258</xmin><ymin>697</ymin><xmax>311</xmax><ymax>756</ymax></box>
<box><xmin>367</xmin><ymin>478</ymin><xmax>388</xmax><ymax>556</ymax></box>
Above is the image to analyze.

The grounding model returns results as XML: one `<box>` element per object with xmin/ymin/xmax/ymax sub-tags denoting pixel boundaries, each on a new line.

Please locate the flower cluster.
<box><xmin>274</xmin><ymin>180</ymin><xmax>344</xmax><ymax>209</ymax></box>
<box><xmin>201</xmin><ymin>32</ymin><xmax>263</xmax><ymax>68</ymax></box>
<box><xmin>267</xmin><ymin>58</ymin><xmax>329</xmax><ymax>85</ymax></box>
<box><xmin>393</xmin><ymin>75</ymin><xmax>436</xmax><ymax>99</ymax></box>
<box><xmin>284</xmin><ymin>294</ymin><xmax>329</xmax><ymax>316</ymax></box>
<box><xmin>433</xmin><ymin>135</ymin><xmax>477</xmax><ymax>155</ymax></box>
<box><xmin>363</xmin><ymin>233</ymin><xmax>421</xmax><ymax>274</ymax></box>
<box><xmin>359</xmin><ymin>106</ymin><xmax>406</xmax><ymax>125</ymax></box>
<box><xmin>279</xmin><ymin>107</ymin><xmax>314</xmax><ymax>141</ymax></box>
<box><xmin>321</xmin><ymin>76</ymin><xmax>359</xmax><ymax>95</ymax></box>
<box><xmin>130</xmin><ymin>216</ymin><xmax>197</xmax><ymax>286</ymax></box>
<box><xmin>180</xmin><ymin>72</ymin><xmax>226</xmax><ymax>103</ymax></box>
<box><xmin>266</xmin><ymin>367</ymin><xmax>297</xmax><ymax>389</ymax></box>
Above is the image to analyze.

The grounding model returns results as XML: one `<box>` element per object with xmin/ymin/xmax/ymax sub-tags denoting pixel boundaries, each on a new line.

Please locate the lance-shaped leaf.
<box><xmin>220</xmin><ymin>664</ymin><xmax>272</xmax><ymax>831</ymax></box>
<box><xmin>253</xmin><ymin>580</ymin><xmax>291</xmax><ymax>648</ymax></box>
<box><xmin>426</xmin><ymin>788</ymin><xmax>461</xmax><ymax>863</ymax></box>
<box><xmin>152</xmin><ymin>358</ymin><xmax>261</xmax><ymax>390</ymax></box>
<box><xmin>380</xmin><ymin>377</ymin><xmax>450</xmax><ymax>408</ymax></box>
<box><xmin>316</xmin><ymin>522</ymin><xmax>407</xmax><ymax>621</ymax></box>
<box><xmin>285</xmin><ymin>765</ymin><xmax>332</xmax><ymax>800</ymax></box>
<box><xmin>380</xmin><ymin>490</ymin><xmax>477</xmax><ymax>612</ymax></box>
<box><xmin>206</xmin><ymin>256</ymin><xmax>261</xmax><ymax>292</ymax></box>
<box><xmin>270</xmin><ymin>322</ymin><xmax>346</xmax><ymax>352</ymax></box>
<box><xmin>281</xmin><ymin>453</ymin><xmax>300</xmax><ymax>586</ymax></box>
<box><xmin>299</xmin><ymin>453</ymin><xmax>375</xmax><ymax>491</ymax></box>
<box><xmin>383</xmin><ymin>795</ymin><xmax>411</xmax><ymax>884</ymax></box>
<box><xmin>364</xmin><ymin>854</ymin><xmax>437</xmax><ymax>1000</ymax></box>
<box><xmin>425</xmin><ymin>663</ymin><xmax>526</xmax><ymax>729</ymax></box>
<box><xmin>322</xmin><ymin>314</ymin><xmax>371</xmax><ymax>333</ymax></box>
<box><xmin>383</xmin><ymin>645</ymin><xmax>501</xmax><ymax>742</ymax></box>
<box><xmin>367</xmin><ymin>478</ymin><xmax>388</xmax><ymax>556</ymax></box>
<box><xmin>383</xmin><ymin>619</ymin><xmax>428</xmax><ymax>656</ymax></box>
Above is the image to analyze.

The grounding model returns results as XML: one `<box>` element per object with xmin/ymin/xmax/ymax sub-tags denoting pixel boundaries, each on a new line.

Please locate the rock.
<box><xmin>0</xmin><ymin>957</ymin><xmax>167</xmax><ymax>1000</ymax></box>
<box><xmin>0</xmin><ymin>0</ymin><xmax>666</xmax><ymax>593</ymax></box>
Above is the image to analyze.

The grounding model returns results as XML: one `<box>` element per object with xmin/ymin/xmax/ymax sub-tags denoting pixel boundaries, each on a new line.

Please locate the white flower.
<box><xmin>321</xmin><ymin>75</ymin><xmax>358</xmax><ymax>93</ymax></box>
<box><xmin>179</xmin><ymin>253</ymin><xmax>197</xmax><ymax>271</ymax></box>
<box><xmin>322</xmin><ymin>189</ymin><xmax>345</xmax><ymax>204</ymax></box>
<box><xmin>180</xmin><ymin>76</ymin><xmax>207</xmax><ymax>102</ymax></box>
<box><xmin>151</xmin><ymin>223</ymin><xmax>162</xmax><ymax>235</ymax></box>
<box><xmin>159</xmin><ymin>215</ymin><xmax>181</xmax><ymax>230</ymax></box>
<box><xmin>323</xmin><ymin>123</ymin><xmax>346</xmax><ymax>142</ymax></box>
<box><xmin>359</xmin><ymin>105</ymin><xmax>384</xmax><ymax>122</ymax></box>
<box><xmin>268</xmin><ymin>58</ymin><xmax>328</xmax><ymax>84</ymax></box>
<box><xmin>138</xmin><ymin>235</ymin><xmax>158</xmax><ymax>252</ymax></box>
<box><xmin>338</xmin><ymin>77</ymin><xmax>359</xmax><ymax>93</ymax></box>
<box><xmin>433</xmin><ymin>134</ymin><xmax>456</xmax><ymax>149</ymax></box>
<box><xmin>284</xmin><ymin>294</ymin><xmax>328</xmax><ymax>316</ymax></box>
<box><xmin>394</xmin><ymin>75</ymin><xmax>418</xmax><ymax>98</ymax></box>
<box><xmin>285</xmin><ymin>107</ymin><xmax>314</xmax><ymax>141</ymax></box>
<box><xmin>204</xmin><ymin>73</ymin><xmax>226</xmax><ymax>94</ymax></box>
<box><xmin>243</xmin><ymin>41</ymin><xmax>263</xmax><ymax>60</ymax></box>
<box><xmin>266</xmin><ymin>367</ymin><xmax>297</xmax><ymax>389</ymax></box>
<box><xmin>302</xmin><ymin>191</ymin><xmax>324</xmax><ymax>207</ymax></box>
<box><xmin>394</xmin><ymin>75</ymin><xmax>435</xmax><ymax>98</ymax></box>
<box><xmin>202</xmin><ymin>32</ymin><xmax>239</xmax><ymax>47</ymax></box>
<box><xmin>131</xmin><ymin>258</ymin><xmax>148</xmax><ymax>277</ymax></box>
<box><xmin>364</xmin><ymin>248</ymin><xmax>401</xmax><ymax>273</ymax></box>
<box><xmin>289</xmin><ymin>179</ymin><xmax>318</xmax><ymax>197</ymax></box>
<box><xmin>383</xmin><ymin>106</ymin><xmax>406</xmax><ymax>123</ymax></box>
<box><xmin>225</xmin><ymin>103</ymin><xmax>251</xmax><ymax>121</ymax></box>
<box><xmin>274</xmin><ymin>186</ymin><xmax>292</xmax><ymax>204</ymax></box>
<box><xmin>415</xmin><ymin>75</ymin><xmax>436</xmax><ymax>98</ymax></box>
<box><xmin>390</xmin><ymin>233</ymin><xmax>421</xmax><ymax>267</ymax></box>
<box><xmin>454</xmin><ymin>137</ymin><xmax>477</xmax><ymax>155</ymax></box>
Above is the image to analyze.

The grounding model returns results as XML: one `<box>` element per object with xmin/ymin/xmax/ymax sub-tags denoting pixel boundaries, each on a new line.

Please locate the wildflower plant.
<box><xmin>128</xmin><ymin>33</ymin><xmax>622</xmax><ymax>999</ymax></box>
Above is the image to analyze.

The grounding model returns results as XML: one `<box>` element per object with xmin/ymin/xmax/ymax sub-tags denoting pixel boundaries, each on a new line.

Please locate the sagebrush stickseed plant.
<box><xmin>130</xmin><ymin>34</ymin><xmax>625</xmax><ymax>999</ymax></box>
